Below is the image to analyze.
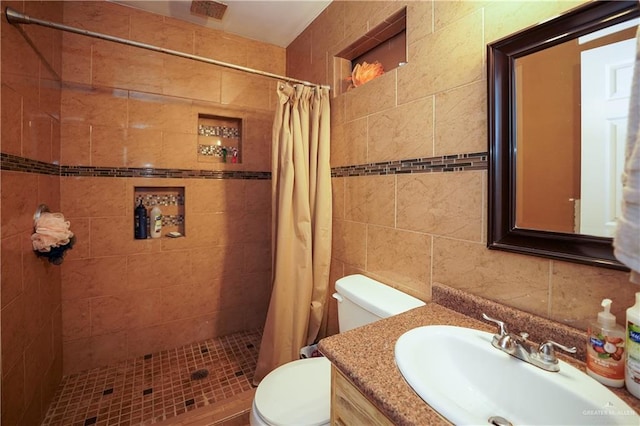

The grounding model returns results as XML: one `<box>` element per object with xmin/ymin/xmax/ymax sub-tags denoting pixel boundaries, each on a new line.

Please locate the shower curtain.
<box><xmin>253</xmin><ymin>83</ymin><xmax>332</xmax><ymax>384</ymax></box>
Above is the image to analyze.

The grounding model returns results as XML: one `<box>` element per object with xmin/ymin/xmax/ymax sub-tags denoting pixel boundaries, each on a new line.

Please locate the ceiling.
<box><xmin>110</xmin><ymin>0</ymin><xmax>332</xmax><ymax>47</ymax></box>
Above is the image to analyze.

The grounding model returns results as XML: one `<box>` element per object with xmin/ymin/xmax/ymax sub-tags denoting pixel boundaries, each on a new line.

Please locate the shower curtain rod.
<box><xmin>4</xmin><ymin>7</ymin><xmax>330</xmax><ymax>90</ymax></box>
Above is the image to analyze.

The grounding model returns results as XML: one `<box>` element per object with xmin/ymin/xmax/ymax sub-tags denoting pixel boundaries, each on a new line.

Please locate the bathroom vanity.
<box><xmin>319</xmin><ymin>284</ymin><xmax>640</xmax><ymax>425</ymax></box>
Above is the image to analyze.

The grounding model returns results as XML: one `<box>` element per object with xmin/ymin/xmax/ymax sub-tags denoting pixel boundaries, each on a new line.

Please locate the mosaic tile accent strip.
<box><xmin>198</xmin><ymin>125</ymin><xmax>240</xmax><ymax>138</ymax></box>
<box><xmin>2</xmin><ymin>152</ymin><xmax>487</xmax><ymax>179</ymax></box>
<box><xmin>331</xmin><ymin>152</ymin><xmax>488</xmax><ymax>177</ymax></box>
<box><xmin>0</xmin><ymin>152</ymin><xmax>60</xmax><ymax>175</ymax></box>
<box><xmin>135</xmin><ymin>194</ymin><xmax>185</xmax><ymax>207</ymax></box>
<box><xmin>198</xmin><ymin>144</ymin><xmax>239</xmax><ymax>157</ymax></box>
<box><xmin>60</xmin><ymin>166</ymin><xmax>270</xmax><ymax>180</ymax></box>
<box><xmin>162</xmin><ymin>214</ymin><xmax>184</xmax><ymax>227</ymax></box>
<box><xmin>42</xmin><ymin>329</ymin><xmax>262</xmax><ymax>426</ymax></box>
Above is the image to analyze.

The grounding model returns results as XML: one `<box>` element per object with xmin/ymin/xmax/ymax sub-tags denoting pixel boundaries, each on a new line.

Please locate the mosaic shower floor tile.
<box><xmin>42</xmin><ymin>329</ymin><xmax>262</xmax><ymax>426</ymax></box>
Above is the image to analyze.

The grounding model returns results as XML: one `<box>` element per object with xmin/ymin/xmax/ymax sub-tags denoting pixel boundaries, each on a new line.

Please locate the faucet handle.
<box><xmin>538</xmin><ymin>340</ymin><xmax>577</xmax><ymax>363</ymax></box>
<box><xmin>482</xmin><ymin>313</ymin><xmax>509</xmax><ymax>336</ymax></box>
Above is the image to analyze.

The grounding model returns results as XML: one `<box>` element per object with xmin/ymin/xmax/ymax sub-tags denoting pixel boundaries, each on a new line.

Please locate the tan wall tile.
<box><xmin>1</xmin><ymin>295</ymin><xmax>26</xmax><ymax>374</ymax></box>
<box><xmin>345</xmin><ymin>175</ymin><xmax>395</xmax><ymax>227</ymax></box>
<box><xmin>435</xmin><ymin>80</ymin><xmax>487</xmax><ymax>156</ymax></box>
<box><xmin>550</xmin><ymin>262</ymin><xmax>638</xmax><ymax>330</ymax></box>
<box><xmin>130</xmin><ymin>10</ymin><xmax>195</xmax><ymax>53</ymax></box>
<box><xmin>221</xmin><ymin>72</ymin><xmax>272</xmax><ymax>111</ymax></box>
<box><xmin>332</xmin><ymin>177</ymin><xmax>345</xmax><ymax>220</ymax></box>
<box><xmin>433</xmin><ymin>237</ymin><xmax>550</xmax><ymax>317</ymax></box>
<box><xmin>62</xmin><ymin>299</ymin><xmax>90</xmax><ymax>341</ymax></box>
<box><xmin>191</xmin><ymin>179</ymin><xmax>245</xmax><ymax>213</ymax></box>
<box><xmin>245</xmin><ymin>180</ymin><xmax>271</xmax><ymax>213</ymax></box>
<box><xmin>61</xmin><ymin>85</ymin><xmax>128</xmax><ymax>128</ymax></box>
<box><xmin>1</xmin><ymin>171</ymin><xmax>39</xmax><ymax>238</ymax></box>
<box><xmin>368</xmin><ymin>96</ymin><xmax>434</xmax><ymax>163</ymax></box>
<box><xmin>397</xmin><ymin>171</ymin><xmax>483</xmax><ymax>241</ymax></box>
<box><xmin>332</xmin><ymin>219</ymin><xmax>366</xmax><ymax>269</ymax></box>
<box><xmin>398</xmin><ymin>10</ymin><xmax>483</xmax><ymax>104</ymax></box>
<box><xmin>344</xmin><ymin>71</ymin><xmax>396</xmax><ymax>122</ymax></box>
<box><xmin>1</xmin><ymin>360</ymin><xmax>25</xmax><ymax>425</ymax></box>
<box><xmin>334</xmin><ymin>118</ymin><xmax>368</xmax><ymax>167</ymax></box>
<box><xmin>195</xmin><ymin>30</ymin><xmax>248</xmax><ymax>68</ymax></box>
<box><xmin>60</xmin><ymin>123</ymin><xmax>90</xmax><ymax>165</ymax></box>
<box><xmin>60</xmin><ymin>217</ymin><xmax>90</xmax><ymax>261</ymax></box>
<box><xmin>127</xmin><ymin>250</ymin><xmax>192</xmax><ymax>290</ymax></box>
<box><xmin>367</xmin><ymin>226</ymin><xmax>431</xmax><ymax>299</ymax></box>
<box><xmin>484</xmin><ymin>1</ymin><xmax>584</xmax><ymax>45</ymax></box>
<box><xmin>163</xmin><ymin>56</ymin><xmax>222</xmax><ymax>102</ymax></box>
<box><xmin>1</xmin><ymin>234</ymin><xmax>23</xmax><ymax>308</ymax></box>
<box><xmin>61</xmin><ymin>177</ymin><xmax>127</xmax><ymax>218</ymax></box>
<box><xmin>1</xmin><ymin>83</ymin><xmax>22</xmax><ymax>156</ymax></box>
<box><xmin>61</xmin><ymin>256</ymin><xmax>128</xmax><ymax>300</ymax></box>
<box><xmin>61</xmin><ymin>33</ymin><xmax>91</xmax><ymax>85</ymax></box>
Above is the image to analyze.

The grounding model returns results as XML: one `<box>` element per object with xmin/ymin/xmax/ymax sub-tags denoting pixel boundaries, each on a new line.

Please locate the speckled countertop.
<box><xmin>318</xmin><ymin>283</ymin><xmax>640</xmax><ymax>425</ymax></box>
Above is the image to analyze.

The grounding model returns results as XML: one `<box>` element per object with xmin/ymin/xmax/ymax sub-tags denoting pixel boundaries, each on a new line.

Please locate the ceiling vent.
<box><xmin>190</xmin><ymin>1</ymin><xmax>228</xmax><ymax>20</ymax></box>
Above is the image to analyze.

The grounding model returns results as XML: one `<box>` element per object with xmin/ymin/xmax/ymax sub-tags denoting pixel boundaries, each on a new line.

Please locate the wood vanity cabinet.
<box><xmin>331</xmin><ymin>366</ymin><xmax>394</xmax><ymax>426</ymax></box>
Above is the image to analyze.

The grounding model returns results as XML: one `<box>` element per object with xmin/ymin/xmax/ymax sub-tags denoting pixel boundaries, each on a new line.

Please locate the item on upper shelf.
<box><xmin>134</xmin><ymin>200</ymin><xmax>148</xmax><ymax>239</ymax></box>
<box><xmin>150</xmin><ymin>206</ymin><xmax>162</xmax><ymax>238</ymax></box>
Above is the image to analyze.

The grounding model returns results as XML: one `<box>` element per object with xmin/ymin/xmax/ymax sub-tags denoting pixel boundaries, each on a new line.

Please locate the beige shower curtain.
<box><xmin>253</xmin><ymin>83</ymin><xmax>332</xmax><ymax>384</ymax></box>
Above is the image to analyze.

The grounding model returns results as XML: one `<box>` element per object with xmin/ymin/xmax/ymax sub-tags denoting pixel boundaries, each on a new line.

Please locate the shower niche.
<box><xmin>134</xmin><ymin>186</ymin><xmax>185</xmax><ymax>238</ymax></box>
<box><xmin>197</xmin><ymin>114</ymin><xmax>242</xmax><ymax>164</ymax></box>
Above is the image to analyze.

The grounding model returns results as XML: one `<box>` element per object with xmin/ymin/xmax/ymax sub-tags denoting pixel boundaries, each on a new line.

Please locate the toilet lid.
<box><xmin>254</xmin><ymin>357</ymin><xmax>331</xmax><ymax>426</ymax></box>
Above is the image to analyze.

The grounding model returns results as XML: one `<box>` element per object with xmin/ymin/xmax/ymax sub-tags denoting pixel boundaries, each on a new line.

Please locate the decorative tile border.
<box><xmin>331</xmin><ymin>152</ymin><xmax>488</xmax><ymax>177</ymax></box>
<box><xmin>198</xmin><ymin>124</ymin><xmax>240</xmax><ymax>138</ymax></box>
<box><xmin>0</xmin><ymin>154</ymin><xmax>270</xmax><ymax>179</ymax></box>
<box><xmin>0</xmin><ymin>153</ymin><xmax>60</xmax><ymax>175</ymax></box>
<box><xmin>2</xmin><ymin>152</ymin><xmax>488</xmax><ymax>180</ymax></box>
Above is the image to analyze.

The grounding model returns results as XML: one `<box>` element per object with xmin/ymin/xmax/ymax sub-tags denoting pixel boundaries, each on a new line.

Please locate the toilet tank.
<box><xmin>333</xmin><ymin>274</ymin><xmax>425</xmax><ymax>332</ymax></box>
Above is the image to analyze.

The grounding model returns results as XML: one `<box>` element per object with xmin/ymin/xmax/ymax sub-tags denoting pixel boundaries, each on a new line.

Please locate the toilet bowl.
<box><xmin>250</xmin><ymin>357</ymin><xmax>331</xmax><ymax>426</ymax></box>
<box><xmin>250</xmin><ymin>274</ymin><xmax>425</xmax><ymax>426</ymax></box>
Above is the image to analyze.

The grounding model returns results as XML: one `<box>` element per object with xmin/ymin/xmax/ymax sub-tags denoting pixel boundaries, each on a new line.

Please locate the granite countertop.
<box><xmin>318</xmin><ymin>283</ymin><xmax>640</xmax><ymax>425</ymax></box>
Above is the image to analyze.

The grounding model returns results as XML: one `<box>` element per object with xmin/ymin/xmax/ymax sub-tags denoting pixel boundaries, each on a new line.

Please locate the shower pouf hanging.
<box><xmin>31</xmin><ymin>211</ymin><xmax>76</xmax><ymax>265</ymax></box>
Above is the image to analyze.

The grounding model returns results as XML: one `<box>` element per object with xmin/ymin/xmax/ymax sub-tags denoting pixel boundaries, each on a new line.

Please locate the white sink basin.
<box><xmin>395</xmin><ymin>325</ymin><xmax>639</xmax><ymax>425</ymax></box>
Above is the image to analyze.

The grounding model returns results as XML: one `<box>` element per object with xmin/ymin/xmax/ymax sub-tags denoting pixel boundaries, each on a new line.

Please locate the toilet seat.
<box><xmin>252</xmin><ymin>357</ymin><xmax>331</xmax><ymax>426</ymax></box>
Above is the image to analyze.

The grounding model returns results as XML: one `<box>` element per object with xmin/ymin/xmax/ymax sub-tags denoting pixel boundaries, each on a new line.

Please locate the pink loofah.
<box><xmin>31</xmin><ymin>212</ymin><xmax>74</xmax><ymax>252</ymax></box>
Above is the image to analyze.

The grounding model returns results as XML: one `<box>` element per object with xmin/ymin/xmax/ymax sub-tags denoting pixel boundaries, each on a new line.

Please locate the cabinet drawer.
<box><xmin>331</xmin><ymin>366</ymin><xmax>394</xmax><ymax>426</ymax></box>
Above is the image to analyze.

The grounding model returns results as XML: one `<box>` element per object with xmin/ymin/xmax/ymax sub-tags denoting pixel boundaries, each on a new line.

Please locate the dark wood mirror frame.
<box><xmin>488</xmin><ymin>0</ymin><xmax>639</xmax><ymax>271</ymax></box>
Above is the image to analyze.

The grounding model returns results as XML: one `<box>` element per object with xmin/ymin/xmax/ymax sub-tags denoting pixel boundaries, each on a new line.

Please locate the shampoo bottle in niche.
<box><xmin>134</xmin><ymin>200</ymin><xmax>148</xmax><ymax>239</ymax></box>
<box><xmin>586</xmin><ymin>298</ymin><xmax>625</xmax><ymax>387</ymax></box>
<box><xmin>626</xmin><ymin>292</ymin><xmax>640</xmax><ymax>398</ymax></box>
<box><xmin>150</xmin><ymin>205</ymin><xmax>162</xmax><ymax>238</ymax></box>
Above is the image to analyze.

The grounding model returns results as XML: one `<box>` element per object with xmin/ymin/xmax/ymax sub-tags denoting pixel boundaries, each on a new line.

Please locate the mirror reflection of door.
<box><xmin>580</xmin><ymin>38</ymin><xmax>635</xmax><ymax>237</ymax></box>
<box><xmin>514</xmin><ymin>22</ymin><xmax>637</xmax><ymax>236</ymax></box>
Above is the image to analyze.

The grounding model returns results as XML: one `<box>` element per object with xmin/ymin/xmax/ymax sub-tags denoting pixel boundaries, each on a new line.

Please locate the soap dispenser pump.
<box><xmin>586</xmin><ymin>299</ymin><xmax>625</xmax><ymax>387</ymax></box>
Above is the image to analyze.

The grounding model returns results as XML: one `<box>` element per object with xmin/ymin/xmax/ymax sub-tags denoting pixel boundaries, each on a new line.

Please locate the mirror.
<box><xmin>488</xmin><ymin>0</ymin><xmax>639</xmax><ymax>270</ymax></box>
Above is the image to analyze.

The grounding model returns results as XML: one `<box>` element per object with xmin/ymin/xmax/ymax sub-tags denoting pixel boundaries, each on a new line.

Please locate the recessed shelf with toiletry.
<box><xmin>197</xmin><ymin>114</ymin><xmax>242</xmax><ymax>164</ymax></box>
<box><xmin>134</xmin><ymin>186</ymin><xmax>185</xmax><ymax>239</ymax></box>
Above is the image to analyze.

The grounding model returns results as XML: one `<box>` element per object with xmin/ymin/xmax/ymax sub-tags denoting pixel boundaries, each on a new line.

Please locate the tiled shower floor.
<box><xmin>42</xmin><ymin>329</ymin><xmax>262</xmax><ymax>426</ymax></box>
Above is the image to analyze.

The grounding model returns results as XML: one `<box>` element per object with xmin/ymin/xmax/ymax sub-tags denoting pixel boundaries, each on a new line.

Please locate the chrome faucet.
<box><xmin>482</xmin><ymin>313</ymin><xmax>576</xmax><ymax>372</ymax></box>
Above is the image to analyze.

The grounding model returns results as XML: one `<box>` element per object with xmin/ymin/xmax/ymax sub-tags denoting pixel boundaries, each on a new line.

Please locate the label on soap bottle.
<box><xmin>627</xmin><ymin>322</ymin><xmax>640</xmax><ymax>385</ymax></box>
<box><xmin>586</xmin><ymin>327</ymin><xmax>625</xmax><ymax>380</ymax></box>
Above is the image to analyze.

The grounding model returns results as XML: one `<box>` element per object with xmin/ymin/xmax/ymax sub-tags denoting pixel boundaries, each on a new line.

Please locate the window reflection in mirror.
<box><xmin>514</xmin><ymin>19</ymin><xmax>638</xmax><ymax>238</ymax></box>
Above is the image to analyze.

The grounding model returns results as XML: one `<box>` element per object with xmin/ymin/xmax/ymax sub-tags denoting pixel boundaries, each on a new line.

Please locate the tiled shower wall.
<box><xmin>1</xmin><ymin>1</ymin><xmax>64</xmax><ymax>425</ymax></box>
<box><xmin>58</xmin><ymin>1</ymin><xmax>275</xmax><ymax>375</ymax></box>
<box><xmin>286</xmin><ymin>0</ymin><xmax>639</xmax><ymax>336</ymax></box>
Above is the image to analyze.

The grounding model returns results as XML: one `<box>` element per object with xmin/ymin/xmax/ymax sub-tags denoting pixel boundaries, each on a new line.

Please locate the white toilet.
<box><xmin>250</xmin><ymin>274</ymin><xmax>425</xmax><ymax>426</ymax></box>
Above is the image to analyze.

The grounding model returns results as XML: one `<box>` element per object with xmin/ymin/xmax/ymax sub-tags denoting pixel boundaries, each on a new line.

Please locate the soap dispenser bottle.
<box><xmin>586</xmin><ymin>299</ymin><xmax>625</xmax><ymax>387</ymax></box>
<box><xmin>625</xmin><ymin>292</ymin><xmax>640</xmax><ymax>398</ymax></box>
